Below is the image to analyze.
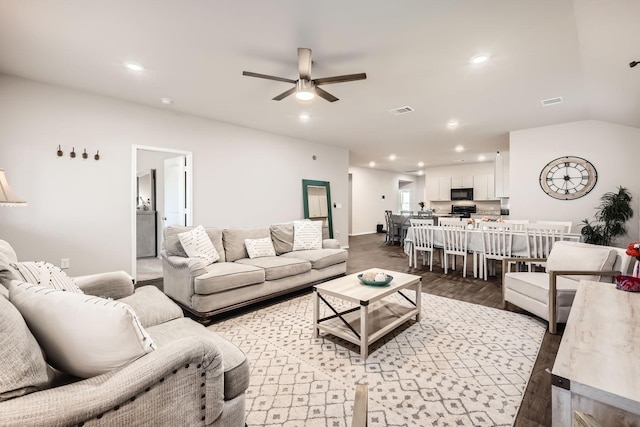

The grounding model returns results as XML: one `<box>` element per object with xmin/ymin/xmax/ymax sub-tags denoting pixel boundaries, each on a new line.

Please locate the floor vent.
<box><xmin>541</xmin><ymin>96</ymin><xmax>564</xmax><ymax>107</ymax></box>
<box><xmin>389</xmin><ymin>106</ymin><xmax>414</xmax><ymax>115</ymax></box>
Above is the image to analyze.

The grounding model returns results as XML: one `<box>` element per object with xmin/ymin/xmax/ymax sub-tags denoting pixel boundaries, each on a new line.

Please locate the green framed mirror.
<box><xmin>302</xmin><ymin>179</ymin><xmax>333</xmax><ymax>239</ymax></box>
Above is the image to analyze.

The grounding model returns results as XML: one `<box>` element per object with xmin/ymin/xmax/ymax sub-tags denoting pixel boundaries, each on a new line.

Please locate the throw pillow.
<box><xmin>11</xmin><ymin>261</ymin><xmax>83</xmax><ymax>293</ymax></box>
<box><xmin>0</xmin><ymin>294</ymin><xmax>53</xmax><ymax>401</ymax></box>
<box><xmin>178</xmin><ymin>225</ymin><xmax>220</xmax><ymax>265</ymax></box>
<box><xmin>9</xmin><ymin>281</ymin><xmax>156</xmax><ymax>379</ymax></box>
<box><xmin>270</xmin><ymin>222</ymin><xmax>295</xmax><ymax>255</ymax></box>
<box><xmin>244</xmin><ymin>237</ymin><xmax>277</xmax><ymax>259</ymax></box>
<box><xmin>292</xmin><ymin>220</ymin><xmax>323</xmax><ymax>251</ymax></box>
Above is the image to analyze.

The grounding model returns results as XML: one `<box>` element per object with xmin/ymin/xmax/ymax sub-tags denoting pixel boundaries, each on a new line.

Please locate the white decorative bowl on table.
<box><xmin>357</xmin><ymin>272</ymin><xmax>393</xmax><ymax>287</ymax></box>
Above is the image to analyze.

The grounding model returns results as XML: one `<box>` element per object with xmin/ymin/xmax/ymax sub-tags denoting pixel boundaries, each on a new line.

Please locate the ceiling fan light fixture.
<box><xmin>295</xmin><ymin>80</ymin><xmax>315</xmax><ymax>101</ymax></box>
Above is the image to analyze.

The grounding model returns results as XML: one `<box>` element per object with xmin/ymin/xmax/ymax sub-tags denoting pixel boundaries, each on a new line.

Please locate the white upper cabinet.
<box><xmin>494</xmin><ymin>152</ymin><xmax>510</xmax><ymax>197</ymax></box>
<box><xmin>427</xmin><ymin>177</ymin><xmax>451</xmax><ymax>201</ymax></box>
<box><xmin>451</xmin><ymin>175</ymin><xmax>474</xmax><ymax>188</ymax></box>
<box><xmin>473</xmin><ymin>174</ymin><xmax>496</xmax><ymax>200</ymax></box>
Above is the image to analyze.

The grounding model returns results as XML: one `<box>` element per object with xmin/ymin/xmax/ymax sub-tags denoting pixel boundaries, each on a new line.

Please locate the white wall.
<box><xmin>510</xmin><ymin>120</ymin><xmax>640</xmax><ymax>244</ymax></box>
<box><xmin>348</xmin><ymin>166</ymin><xmax>424</xmax><ymax>235</ymax></box>
<box><xmin>0</xmin><ymin>75</ymin><xmax>349</xmax><ymax>275</ymax></box>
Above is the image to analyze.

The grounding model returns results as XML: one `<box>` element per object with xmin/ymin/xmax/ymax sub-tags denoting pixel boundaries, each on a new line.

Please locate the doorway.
<box><xmin>132</xmin><ymin>145</ymin><xmax>193</xmax><ymax>283</ymax></box>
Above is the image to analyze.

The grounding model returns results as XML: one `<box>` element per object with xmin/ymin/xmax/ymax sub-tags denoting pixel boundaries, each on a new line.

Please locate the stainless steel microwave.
<box><xmin>450</xmin><ymin>188</ymin><xmax>474</xmax><ymax>201</ymax></box>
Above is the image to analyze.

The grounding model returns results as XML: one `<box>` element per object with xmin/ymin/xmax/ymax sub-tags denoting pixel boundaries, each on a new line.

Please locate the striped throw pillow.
<box><xmin>244</xmin><ymin>237</ymin><xmax>276</xmax><ymax>259</ymax></box>
<box><xmin>11</xmin><ymin>261</ymin><xmax>83</xmax><ymax>293</ymax></box>
<box><xmin>178</xmin><ymin>225</ymin><xmax>220</xmax><ymax>265</ymax></box>
<box><xmin>292</xmin><ymin>220</ymin><xmax>323</xmax><ymax>251</ymax></box>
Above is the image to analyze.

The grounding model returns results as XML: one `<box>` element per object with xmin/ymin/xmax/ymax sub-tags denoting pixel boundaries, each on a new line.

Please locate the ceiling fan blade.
<box><xmin>298</xmin><ymin>48</ymin><xmax>312</xmax><ymax>80</ymax></box>
<box><xmin>272</xmin><ymin>86</ymin><xmax>296</xmax><ymax>101</ymax></box>
<box><xmin>315</xmin><ymin>86</ymin><xmax>339</xmax><ymax>102</ymax></box>
<box><xmin>314</xmin><ymin>73</ymin><xmax>367</xmax><ymax>86</ymax></box>
<box><xmin>242</xmin><ymin>71</ymin><xmax>296</xmax><ymax>84</ymax></box>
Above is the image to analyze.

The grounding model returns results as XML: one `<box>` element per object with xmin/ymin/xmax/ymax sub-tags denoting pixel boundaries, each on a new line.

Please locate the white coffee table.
<box><xmin>312</xmin><ymin>268</ymin><xmax>422</xmax><ymax>359</ymax></box>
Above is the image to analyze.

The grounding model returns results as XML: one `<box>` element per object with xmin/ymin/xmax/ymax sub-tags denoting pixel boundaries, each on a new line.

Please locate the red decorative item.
<box><xmin>616</xmin><ymin>275</ymin><xmax>640</xmax><ymax>292</ymax></box>
<box><xmin>625</xmin><ymin>242</ymin><xmax>640</xmax><ymax>258</ymax></box>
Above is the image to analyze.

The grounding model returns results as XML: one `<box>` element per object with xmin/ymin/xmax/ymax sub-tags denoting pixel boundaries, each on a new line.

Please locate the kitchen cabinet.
<box><xmin>494</xmin><ymin>152</ymin><xmax>510</xmax><ymax>197</ymax></box>
<box><xmin>473</xmin><ymin>174</ymin><xmax>496</xmax><ymax>200</ymax></box>
<box><xmin>427</xmin><ymin>177</ymin><xmax>451</xmax><ymax>201</ymax></box>
<box><xmin>451</xmin><ymin>175</ymin><xmax>474</xmax><ymax>188</ymax></box>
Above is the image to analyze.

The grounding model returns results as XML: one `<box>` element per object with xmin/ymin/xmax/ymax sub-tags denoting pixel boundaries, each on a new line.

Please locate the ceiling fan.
<box><xmin>242</xmin><ymin>48</ymin><xmax>366</xmax><ymax>102</ymax></box>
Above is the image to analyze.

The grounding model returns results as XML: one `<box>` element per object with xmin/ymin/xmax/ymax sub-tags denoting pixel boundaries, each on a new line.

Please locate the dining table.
<box><xmin>403</xmin><ymin>225</ymin><xmax>582</xmax><ymax>272</ymax></box>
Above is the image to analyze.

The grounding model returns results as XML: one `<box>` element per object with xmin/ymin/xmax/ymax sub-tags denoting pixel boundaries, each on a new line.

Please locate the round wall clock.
<box><xmin>539</xmin><ymin>156</ymin><xmax>597</xmax><ymax>200</ymax></box>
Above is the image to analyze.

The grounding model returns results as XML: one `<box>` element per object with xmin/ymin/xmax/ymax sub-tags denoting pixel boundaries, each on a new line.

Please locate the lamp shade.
<box><xmin>0</xmin><ymin>169</ymin><xmax>27</xmax><ymax>206</ymax></box>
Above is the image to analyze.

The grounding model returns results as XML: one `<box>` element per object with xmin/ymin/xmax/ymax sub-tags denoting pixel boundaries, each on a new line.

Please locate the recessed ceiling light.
<box><xmin>447</xmin><ymin>120</ymin><xmax>459</xmax><ymax>129</ymax></box>
<box><xmin>478</xmin><ymin>155</ymin><xmax>486</xmax><ymax>161</ymax></box>
<box><xmin>298</xmin><ymin>113</ymin><xmax>310</xmax><ymax>121</ymax></box>
<box><xmin>455</xmin><ymin>145</ymin><xmax>464</xmax><ymax>153</ymax></box>
<box><xmin>124</xmin><ymin>62</ymin><xmax>144</xmax><ymax>72</ymax></box>
<box><xmin>369</xmin><ymin>161</ymin><xmax>376</xmax><ymax>168</ymax></box>
<box><xmin>389</xmin><ymin>154</ymin><xmax>396</xmax><ymax>161</ymax></box>
<box><xmin>160</xmin><ymin>97</ymin><xmax>173</xmax><ymax>105</ymax></box>
<box><xmin>470</xmin><ymin>54</ymin><xmax>489</xmax><ymax>65</ymax></box>
<box><xmin>417</xmin><ymin>161</ymin><xmax>425</xmax><ymax>167</ymax></box>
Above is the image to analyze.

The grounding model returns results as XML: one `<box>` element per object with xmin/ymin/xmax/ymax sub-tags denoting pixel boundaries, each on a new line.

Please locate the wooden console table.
<box><xmin>552</xmin><ymin>280</ymin><xmax>640</xmax><ymax>426</ymax></box>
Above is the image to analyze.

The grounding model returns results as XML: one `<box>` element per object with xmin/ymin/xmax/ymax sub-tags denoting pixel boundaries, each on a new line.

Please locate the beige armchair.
<box><xmin>502</xmin><ymin>240</ymin><xmax>630</xmax><ymax>334</ymax></box>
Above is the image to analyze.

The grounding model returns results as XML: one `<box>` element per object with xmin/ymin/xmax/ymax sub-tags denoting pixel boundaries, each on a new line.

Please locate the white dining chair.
<box><xmin>479</xmin><ymin>222</ymin><xmax>513</xmax><ymax>280</ymax></box>
<box><xmin>503</xmin><ymin>219</ymin><xmax>530</xmax><ymax>231</ymax></box>
<box><xmin>409</xmin><ymin>218</ymin><xmax>436</xmax><ymax>271</ymax></box>
<box><xmin>536</xmin><ymin>220</ymin><xmax>572</xmax><ymax>234</ymax></box>
<box><xmin>524</xmin><ymin>223</ymin><xmax>565</xmax><ymax>271</ymax></box>
<box><xmin>442</xmin><ymin>223</ymin><xmax>468</xmax><ymax>277</ymax></box>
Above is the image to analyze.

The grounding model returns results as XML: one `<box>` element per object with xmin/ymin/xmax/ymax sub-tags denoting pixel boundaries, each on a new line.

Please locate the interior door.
<box><xmin>164</xmin><ymin>156</ymin><xmax>187</xmax><ymax>227</ymax></box>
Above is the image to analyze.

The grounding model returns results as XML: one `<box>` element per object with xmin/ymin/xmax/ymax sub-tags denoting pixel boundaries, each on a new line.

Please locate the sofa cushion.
<box><xmin>164</xmin><ymin>226</ymin><xmax>226</xmax><ymax>262</ymax></box>
<box><xmin>178</xmin><ymin>225</ymin><xmax>220</xmax><ymax>266</ymax></box>
<box><xmin>11</xmin><ymin>261</ymin><xmax>83</xmax><ymax>293</ymax></box>
<box><xmin>0</xmin><ymin>294</ymin><xmax>53</xmax><ymax>401</ymax></box>
<box><xmin>9</xmin><ymin>281</ymin><xmax>156</xmax><ymax>379</ymax></box>
<box><xmin>223</xmin><ymin>228</ymin><xmax>270</xmax><ymax>262</ymax></box>
<box><xmin>147</xmin><ymin>318</ymin><xmax>249</xmax><ymax>400</ymax></box>
<box><xmin>244</xmin><ymin>237</ymin><xmax>276</xmax><ymax>259</ymax></box>
<box><xmin>504</xmin><ymin>272</ymin><xmax>580</xmax><ymax>307</ymax></box>
<box><xmin>194</xmin><ymin>262</ymin><xmax>265</xmax><ymax>295</ymax></box>
<box><xmin>292</xmin><ymin>220</ymin><xmax>323</xmax><ymax>251</ymax></box>
<box><xmin>118</xmin><ymin>285</ymin><xmax>184</xmax><ymax>328</ymax></box>
<box><xmin>281</xmin><ymin>248</ymin><xmax>348</xmax><ymax>270</ymax></box>
<box><xmin>235</xmin><ymin>256</ymin><xmax>311</xmax><ymax>280</ymax></box>
<box><xmin>546</xmin><ymin>241</ymin><xmax>617</xmax><ymax>282</ymax></box>
<box><xmin>270</xmin><ymin>222</ymin><xmax>295</xmax><ymax>255</ymax></box>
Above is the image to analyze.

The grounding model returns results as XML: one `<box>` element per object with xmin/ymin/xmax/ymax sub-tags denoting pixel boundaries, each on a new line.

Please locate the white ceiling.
<box><xmin>0</xmin><ymin>0</ymin><xmax>638</xmax><ymax>173</ymax></box>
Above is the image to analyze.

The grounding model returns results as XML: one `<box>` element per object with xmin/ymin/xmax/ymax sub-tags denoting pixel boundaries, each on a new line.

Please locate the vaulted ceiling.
<box><xmin>0</xmin><ymin>1</ymin><xmax>638</xmax><ymax>173</ymax></box>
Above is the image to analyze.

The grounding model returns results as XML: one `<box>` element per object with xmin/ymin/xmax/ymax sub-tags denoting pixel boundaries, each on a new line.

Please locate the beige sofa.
<box><xmin>161</xmin><ymin>222</ymin><xmax>348</xmax><ymax>323</ymax></box>
<box><xmin>0</xmin><ymin>240</ymin><xmax>249</xmax><ymax>427</ymax></box>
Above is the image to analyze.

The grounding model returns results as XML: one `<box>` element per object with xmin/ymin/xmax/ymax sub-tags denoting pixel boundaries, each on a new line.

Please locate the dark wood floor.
<box><xmin>348</xmin><ymin>233</ymin><xmax>560</xmax><ymax>427</ymax></box>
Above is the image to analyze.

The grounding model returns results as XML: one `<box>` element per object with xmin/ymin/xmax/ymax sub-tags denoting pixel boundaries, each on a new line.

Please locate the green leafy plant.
<box><xmin>581</xmin><ymin>186</ymin><xmax>633</xmax><ymax>246</ymax></box>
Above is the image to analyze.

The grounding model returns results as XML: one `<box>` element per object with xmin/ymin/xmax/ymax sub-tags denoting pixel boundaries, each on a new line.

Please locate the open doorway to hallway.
<box><xmin>132</xmin><ymin>145</ymin><xmax>192</xmax><ymax>283</ymax></box>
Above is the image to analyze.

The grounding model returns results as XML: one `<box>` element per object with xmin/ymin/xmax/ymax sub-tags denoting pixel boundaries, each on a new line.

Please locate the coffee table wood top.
<box><xmin>314</xmin><ymin>268</ymin><xmax>421</xmax><ymax>304</ymax></box>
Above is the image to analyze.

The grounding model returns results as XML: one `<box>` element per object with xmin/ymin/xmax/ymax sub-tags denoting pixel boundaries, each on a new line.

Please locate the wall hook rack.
<box><xmin>70</xmin><ymin>147</ymin><xmax>76</xmax><ymax>158</ymax></box>
<box><xmin>82</xmin><ymin>149</ymin><xmax>88</xmax><ymax>159</ymax></box>
<box><xmin>94</xmin><ymin>150</ymin><xmax>100</xmax><ymax>161</ymax></box>
<box><xmin>56</xmin><ymin>145</ymin><xmax>63</xmax><ymax>157</ymax></box>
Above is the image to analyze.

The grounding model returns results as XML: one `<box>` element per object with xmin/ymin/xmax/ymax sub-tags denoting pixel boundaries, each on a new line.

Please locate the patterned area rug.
<box><xmin>207</xmin><ymin>291</ymin><xmax>545</xmax><ymax>427</ymax></box>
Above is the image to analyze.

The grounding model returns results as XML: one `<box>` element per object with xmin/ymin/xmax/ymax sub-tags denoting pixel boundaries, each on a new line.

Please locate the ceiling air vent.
<box><xmin>389</xmin><ymin>106</ymin><xmax>414</xmax><ymax>115</ymax></box>
<box><xmin>541</xmin><ymin>96</ymin><xmax>564</xmax><ymax>107</ymax></box>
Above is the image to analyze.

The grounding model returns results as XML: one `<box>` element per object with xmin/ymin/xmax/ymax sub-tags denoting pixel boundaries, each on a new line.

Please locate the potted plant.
<box><xmin>581</xmin><ymin>186</ymin><xmax>633</xmax><ymax>246</ymax></box>
<box><xmin>418</xmin><ymin>201</ymin><xmax>425</xmax><ymax>211</ymax></box>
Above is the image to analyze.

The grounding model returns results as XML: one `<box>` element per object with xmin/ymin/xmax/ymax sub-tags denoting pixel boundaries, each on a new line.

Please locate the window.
<box><xmin>399</xmin><ymin>189</ymin><xmax>411</xmax><ymax>211</ymax></box>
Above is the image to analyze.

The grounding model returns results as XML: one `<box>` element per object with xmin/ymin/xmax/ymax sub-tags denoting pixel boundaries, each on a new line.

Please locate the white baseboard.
<box><xmin>348</xmin><ymin>231</ymin><xmax>381</xmax><ymax>236</ymax></box>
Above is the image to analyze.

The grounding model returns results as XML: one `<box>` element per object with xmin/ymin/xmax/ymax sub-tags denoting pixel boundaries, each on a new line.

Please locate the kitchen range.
<box><xmin>451</xmin><ymin>205</ymin><xmax>477</xmax><ymax>218</ymax></box>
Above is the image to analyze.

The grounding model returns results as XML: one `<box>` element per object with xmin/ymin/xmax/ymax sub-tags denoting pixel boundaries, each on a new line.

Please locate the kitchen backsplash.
<box><xmin>429</xmin><ymin>200</ymin><xmax>502</xmax><ymax>214</ymax></box>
